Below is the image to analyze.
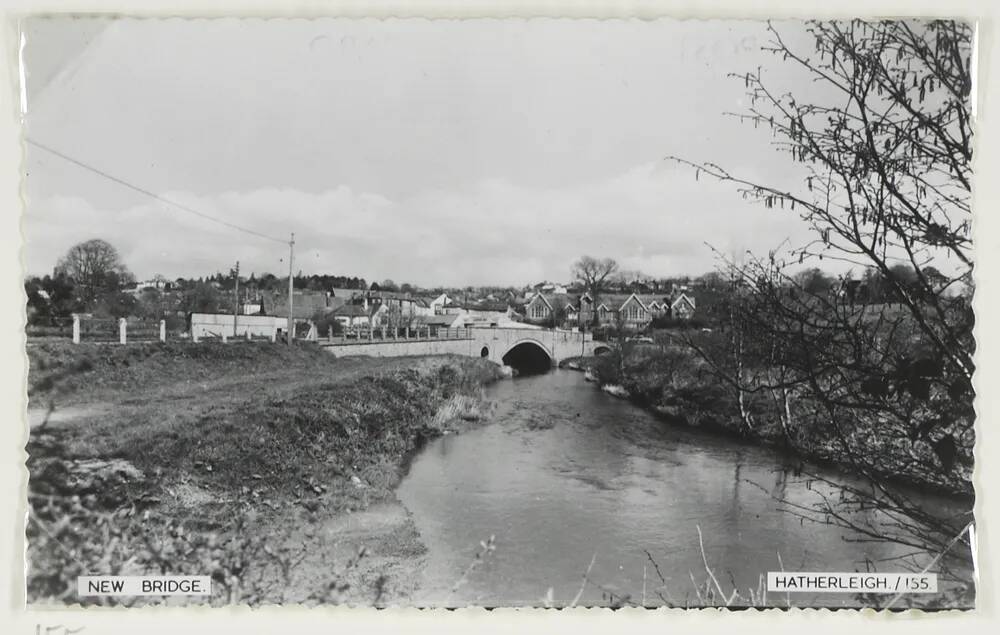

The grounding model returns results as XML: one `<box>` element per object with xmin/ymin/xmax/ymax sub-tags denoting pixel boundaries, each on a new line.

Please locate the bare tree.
<box><xmin>55</xmin><ymin>239</ymin><xmax>134</xmax><ymax>308</ymax></box>
<box><xmin>670</xmin><ymin>20</ymin><xmax>975</xmax><ymax>583</ymax></box>
<box><xmin>571</xmin><ymin>256</ymin><xmax>619</xmax><ymax>326</ymax></box>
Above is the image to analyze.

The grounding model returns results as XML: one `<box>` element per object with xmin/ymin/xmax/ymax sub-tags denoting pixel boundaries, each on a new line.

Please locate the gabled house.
<box><xmin>596</xmin><ymin>302</ymin><xmax>610</xmax><ymax>323</ymax></box>
<box><xmin>670</xmin><ymin>293</ymin><xmax>697</xmax><ymax>320</ymax></box>
<box><xmin>618</xmin><ymin>293</ymin><xmax>652</xmax><ymax>329</ymax></box>
<box><xmin>562</xmin><ymin>293</ymin><xmax>594</xmax><ymax>328</ymax></box>
<box><xmin>429</xmin><ymin>293</ymin><xmax>454</xmax><ymax>314</ymax></box>
<box><xmin>524</xmin><ymin>292</ymin><xmax>554</xmax><ymax>324</ymax></box>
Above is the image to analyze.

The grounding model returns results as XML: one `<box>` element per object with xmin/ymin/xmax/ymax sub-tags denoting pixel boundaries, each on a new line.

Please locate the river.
<box><xmin>396</xmin><ymin>369</ymin><xmax>973</xmax><ymax>608</ymax></box>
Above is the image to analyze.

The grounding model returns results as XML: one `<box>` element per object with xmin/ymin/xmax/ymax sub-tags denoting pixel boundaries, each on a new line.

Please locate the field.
<box><xmin>26</xmin><ymin>341</ymin><xmax>503</xmax><ymax>605</ymax></box>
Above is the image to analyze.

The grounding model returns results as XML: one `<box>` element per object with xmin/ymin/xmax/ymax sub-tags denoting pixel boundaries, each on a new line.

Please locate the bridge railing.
<box><xmin>327</xmin><ymin>326</ymin><xmax>474</xmax><ymax>344</ymax></box>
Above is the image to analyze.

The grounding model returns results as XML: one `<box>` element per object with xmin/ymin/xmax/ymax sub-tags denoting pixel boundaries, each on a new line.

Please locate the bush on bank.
<box><xmin>569</xmin><ymin>333</ymin><xmax>972</xmax><ymax>496</ymax></box>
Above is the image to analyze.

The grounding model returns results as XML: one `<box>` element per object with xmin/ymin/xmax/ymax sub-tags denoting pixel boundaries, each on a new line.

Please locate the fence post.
<box><xmin>118</xmin><ymin>318</ymin><xmax>127</xmax><ymax>345</ymax></box>
<box><xmin>270</xmin><ymin>328</ymin><xmax>277</xmax><ymax>343</ymax></box>
<box><xmin>246</xmin><ymin>328</ymin><xmax>252</xmax><ymax>341</ymax></box>
<box><xmin>72</xmin><ymin>315</ymin><xmax>80</xmax><ymax>344</ymax></box>
<box><xmin>222</xmin><ymin>332</ymin><xmax>228</xmax><ymax>343</ymax></box>
<box><xmin>405</xmin><ymin>326</ymin><xmax>410</xmax><ymax>339</ymax></box>
<box><xmin>159</xmin><ymin>319</ymin><xmax>166</xmax><ymax>343</ymax></box>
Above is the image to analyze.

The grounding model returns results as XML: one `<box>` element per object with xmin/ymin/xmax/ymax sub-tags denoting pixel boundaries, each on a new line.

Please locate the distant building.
<box><xmin>524</xmin><ymin>293</ymin><xmax>554</xmax><ymax>323</ymax></box>
<box><xmin>329</xmin><ymin>304</ymin><xmax>374</xmax><ymax>329</ymax></box>
<box><xmin>410</xmin><ymin>313</ymin><xmax>466</xmax><ymax>331</ymax></box>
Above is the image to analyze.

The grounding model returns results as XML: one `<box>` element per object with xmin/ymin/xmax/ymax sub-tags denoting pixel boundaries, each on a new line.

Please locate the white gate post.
<box><xmin>159</xmin><ymin>319</ymin><xmax>166</xmax><ymax>342</ymax></box>
<box><xmin>270</xmin><ymin>328</ymin><xmax>277</xmax><ymax>343</ymax></box>
<box><xmin>222</xmin><ymin>331</ymin><xmax>228</xmax><ymax>343</ymax></box>
<box><xmin>72</xmin><ymin>315</ymin><xmax>80</xmax><ymax>344</ymax></box>
<box><xmin>118</xmin><ymin>318</ymin><xmax>127</xmax><ymax>344</ymax></box>
<box><xmin>246</xmin><ymin>328</ymin><xmax>252</xmax><ymax>341</ymax></box>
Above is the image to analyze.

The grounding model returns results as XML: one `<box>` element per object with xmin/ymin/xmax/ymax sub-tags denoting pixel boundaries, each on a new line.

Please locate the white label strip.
<box><xmin>78</xmin><ymin>576</ymin><xmax>212</xmax><ymax>596</ymax></box>
<box><xmin>767</xmin><ymin>572</ymin><xmax>937</xmax><ymax>594</ymax></box>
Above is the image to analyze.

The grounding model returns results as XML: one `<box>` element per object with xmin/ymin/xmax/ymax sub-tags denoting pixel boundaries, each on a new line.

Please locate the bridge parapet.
<box><xmin>321</xmin><ymin>325</ymin><xmax>596</xmax><ymax>365</ymax></box>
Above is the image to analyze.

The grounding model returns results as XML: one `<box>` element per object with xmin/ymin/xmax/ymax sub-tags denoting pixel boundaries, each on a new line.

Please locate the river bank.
<box><xmin>26</xmin><ymin>341</ymin><xmax>503</xmax><ymax>605</ymax></box>
<box><xmin>560</xmin><ymin>347</ymin><xmax>973</xmax><ymax>499</ymax></box>
<box><xmin>398</xmin><ymin>368</ymin><xmax>976</xmax><ymax>608</ymax></box>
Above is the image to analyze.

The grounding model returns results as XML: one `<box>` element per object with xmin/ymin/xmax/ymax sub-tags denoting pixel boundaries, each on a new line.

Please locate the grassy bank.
<box><xmin>26</xmin><ymin>341</ymin><xmax>503</xmax><ymax>605</ymax></box>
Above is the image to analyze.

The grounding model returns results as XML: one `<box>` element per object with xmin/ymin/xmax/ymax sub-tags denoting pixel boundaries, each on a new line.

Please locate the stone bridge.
<box><xmin>321</xmin><ymin>326</ymin><xmax>601</xmax><ymax>367</ymax></box>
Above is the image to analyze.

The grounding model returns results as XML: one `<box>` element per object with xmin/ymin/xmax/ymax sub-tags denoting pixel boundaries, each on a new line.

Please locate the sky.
<box><xmin>20</xmin><ymin>17</ymin><xmax>821</xmax><ymax>287</ymax></box>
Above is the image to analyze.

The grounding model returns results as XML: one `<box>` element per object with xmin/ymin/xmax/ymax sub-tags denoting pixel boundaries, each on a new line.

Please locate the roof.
<box><xmin>527</xmin><ymin>293</ymin><xmax>553</xmax><ymax>310</ymax></box>
<box><xmin>331</xmin><ymin>304</ymin><xmax>369</xmax><ymax>318</ymax></box>
<box><xmin>265</xmin><ymin>290</ymin><xmax>333</xmax><ymax>319</ymax></box>
<box><xmin>411</xmin><ymin>314</ymin><xmax>463</xmax><ymax>326</ymax></box>
<box><xmin>671</xmin><ymin>293</ymin><xmax>697</xmax><ymax>309</ymax></box>
<box><xmin>330</xmin><ymin>287</ymin><xmax>361</xmax><ymax>298</ymax></box>
<box><xmin>466</xmin><ymin>301</ymin><xmax>510</xmax><ymax>312</ymax></box>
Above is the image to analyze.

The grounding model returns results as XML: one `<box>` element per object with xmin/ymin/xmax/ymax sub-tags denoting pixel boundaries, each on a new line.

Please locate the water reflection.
<box><xmin>396</xmin><ymin>370</ymin><xmax>972</xmax><ymax>608</ymax></box>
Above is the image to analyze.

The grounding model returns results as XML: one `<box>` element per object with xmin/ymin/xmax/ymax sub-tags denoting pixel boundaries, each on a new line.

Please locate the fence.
<box><xmin>25</xmin><ymin>316</ymin><xmax>76</xmax><ymax>340</ymax></box>
<box><xmin>59</xmin><ymin>316</ymin><xmax>168</xmax><ymax>344</ymax></box>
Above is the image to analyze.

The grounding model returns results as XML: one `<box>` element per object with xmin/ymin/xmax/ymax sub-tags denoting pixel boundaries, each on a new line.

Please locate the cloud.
<box><xmin>24</xmin><ymin>160</ymin><xmax>814</xmax><ymax>287</ymax></box>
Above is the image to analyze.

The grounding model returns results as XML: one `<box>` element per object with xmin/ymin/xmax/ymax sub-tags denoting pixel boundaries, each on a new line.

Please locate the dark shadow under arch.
<box><xmin>501</xmin><ymin>341</ymin><xmax>552</xmax><ymax>375</ymax></box>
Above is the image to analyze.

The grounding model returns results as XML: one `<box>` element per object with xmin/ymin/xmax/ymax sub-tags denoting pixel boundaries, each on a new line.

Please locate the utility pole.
<box><xmin>287</xmin><ymin>233</ymin><xmax>295</xmax><ymax>345</ymax></box>
<box><xmin>233</xmin><ymin>260</ymin><xmax>240</xmax><ymax>337</ymax></box>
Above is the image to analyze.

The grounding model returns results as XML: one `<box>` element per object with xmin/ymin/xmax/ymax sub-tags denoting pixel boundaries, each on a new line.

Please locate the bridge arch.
<box><xmin>593</xmin><ymin>345</ymin><xmax>612</xmax><ymax>356</ymax></box>
<box><xmin>500</xmin><ymin>338</ymin><xmax>554</xmax><ymax>374</ymax></box>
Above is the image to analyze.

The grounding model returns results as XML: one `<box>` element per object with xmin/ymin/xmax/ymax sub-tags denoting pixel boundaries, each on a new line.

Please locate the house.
<box><xmin>670</xmin><ymin>293</ymin><xmax>697</xmax><ymax>320</ymax></box>
<box><xmin>362</xmin><ymin>290</ymin><xmax>419</xmax><ymax>326</ymax></box>
<box><xmin>410</xmin><ymin>313</ymin><xmax>466</xmax><ymax>332</ymax></box>
<box><xmin>329</xmin><ymin>302</ymin><xmax>393</xmax><ymax>330</ymax></box>
<box><xmin>563</xmin><ymin>293</ymin><xmax>594</xmax><ymax>327</ymax></box>
<box><xmin>524</xmin><ymin>292</ymin><xmax>554</xmax><ymax>324</ymax></box>
<box><xmin>647</xmin><ymin>299</ymin><xmax>668</xmax><ymax>318</ymax></box>
<box><xmin>534</xmin><ymin>281</ymin><xmax>569</xmax><ymax>295</ymax></box>
<box><xmin>428</xmin><ymin>293</ymin><xmax>454</xmax><ymax>314</ymax></box>
<box><xmin>462</xmin><ymin>299</ymin><xmax>516</xmax><ymax>327</ymax></box>
<box><xmin>618</xmin><ymin>293</ymin><xmax>653</xmax><ymax>329</ymax></box>
<box><xmin>588</xmin><ymin>293</ymin><xmax>671</xmax><ymax>330</ymax></box>
<box><xmin>412</xmin><ymin>297</ymin><xmax>434</xmax><ymax>317</ymax></box>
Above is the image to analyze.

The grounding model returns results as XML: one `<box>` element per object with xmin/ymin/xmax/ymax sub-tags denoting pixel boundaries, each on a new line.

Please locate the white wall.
<box><xmin>190</xmin><ymin>313</ymin><xmax>286</xmax><ymax>339</ymax></box>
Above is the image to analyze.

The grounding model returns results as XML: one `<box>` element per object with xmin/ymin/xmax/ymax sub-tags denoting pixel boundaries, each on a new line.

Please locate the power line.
<box><xmin>26</xmin><ymin>137</ymin><xmax>287</xmax><ymax>244</ymax></box>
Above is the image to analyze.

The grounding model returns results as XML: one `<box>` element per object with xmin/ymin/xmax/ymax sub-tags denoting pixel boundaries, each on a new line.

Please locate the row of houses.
<box><xmin>240</xmin><ymin>288</ymin><xmax>519</xmax><ymax>332</ymax></box>
<box><xmin>238</xmin><ymin>284</ymin><xmax>697</xmax><ymax>333</ymax></box>
<box><xmin>524</xmin><ymin>291</ymin><xmax>697</xmax><ymax>329</ymax></box>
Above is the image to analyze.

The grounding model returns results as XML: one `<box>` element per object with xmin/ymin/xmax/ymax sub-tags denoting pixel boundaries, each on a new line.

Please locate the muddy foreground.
<box><xmin>25</xmin><ymin>341</ymin><xmax>501</xmax><ymax>606</ymax></box>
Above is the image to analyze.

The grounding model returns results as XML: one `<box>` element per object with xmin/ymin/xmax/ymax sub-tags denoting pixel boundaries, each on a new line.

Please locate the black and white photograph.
<box><xmin>19</xmin><ymin>15</ymin><xmax>978</xmax><ymax>610</ymax></box>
